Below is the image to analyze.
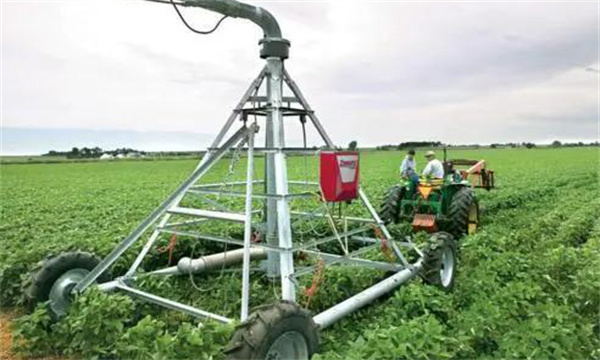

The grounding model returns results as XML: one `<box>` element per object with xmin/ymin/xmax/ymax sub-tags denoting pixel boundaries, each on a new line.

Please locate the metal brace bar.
<box><xmin>288</xmin><ymin>181</ymin><xmax>319</xmax><ymax>186</ymax></box>
<box><xmin>115</xmin><ymin>283</ymin><xmax>233</xmax><ymax>324</ymax></box>
<box><xmin>352</xmin><ymin>236</ymin><xmax>417</xmax><ymax>249</ymax></box>
<box><xmin>124</xmin><ymin>215</ymin><xmax>170</xmax><ymax>278</ymax></box>
<box><xmin>293</xmin><ymin>227</ymin><xmax>370</xmax><ymax>252</ymax></box>
<box><xmin>205</xmin><ymin>68</ymin><xmax>266</xmax><ymax>161</ymax></box>
<box><xmin>358</xmin><ymin>188</ymin><xmax>409</xmax><ymax>267</ymax></box>
<box><xmin>162</xmin><ymin>218</ymin><xmax>210</xmax><ymax>228</ymax></box>
<box><xmin>156</xmin><ymin>227</ymin><xmax>284</xmax><ymax>252</ymax></box>
<box><xmin>303</xmin><ymin>250</ymin><xmax>403</xmax><ymax>272</ymax></box>
<box><xmin>283</xmin><ymin>69</ymin><xmax>335</xmax><ymax>147</ymax></box>
<box><xmin>191</xmin><ymin>180</ymin><xmax>264</xmax><ymax>189</ymax></box>
<box><xmin>292</xmin><ymin>243</ymin><xmax>380</xmax><ymax>278</ymax></box>
<box><xmin>248</xmin><ymin>96</ymin><xmax>298</xmax><ymax>103</ymax></box>
<box><xmin>187</xmin><ymin>188</ymin><xmax>315</xmax><ymax>200</ymax></box>
<box><xmin>291</xmin><ymin>211</ymin><xmax>376</xmax><ymax>224</ymax></box>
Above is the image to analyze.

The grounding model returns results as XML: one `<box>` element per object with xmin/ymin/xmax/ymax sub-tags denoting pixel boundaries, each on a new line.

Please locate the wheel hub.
<box><xmin>48</xmin><ymin>268</ymin><xmax>90</xmax><ymax>317</ymax></box>
<box><xmin>467</xmin><ymin>203</ymin><xmax>478</xmax><ymax>234</ymax></box>
<box><xmin>440</xmin><ymin>247</ymin><xmax>455</xmax><ymax>287</ymax></box>
<box><xmin>265</xmin><ymin>331</ymin><xmax>309</xmax><ymax>360</ymax></box>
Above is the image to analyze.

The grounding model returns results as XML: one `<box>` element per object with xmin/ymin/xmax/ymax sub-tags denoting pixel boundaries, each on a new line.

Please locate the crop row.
<box><xmin>4</xmin><ymin>148</ymin><xmax>599</xmax><ymax>359</ymax></box>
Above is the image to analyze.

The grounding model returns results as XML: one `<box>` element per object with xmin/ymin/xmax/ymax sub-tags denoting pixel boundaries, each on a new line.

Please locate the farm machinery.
<box><xmin>25</xmin><ymin>1</ymin><xmax>469</xmax><ymax>359</ymax></box>
<box><xmin>380</xmin><ymin>152</ymin><xmax>495</xmax><ymax>237</ymax></box>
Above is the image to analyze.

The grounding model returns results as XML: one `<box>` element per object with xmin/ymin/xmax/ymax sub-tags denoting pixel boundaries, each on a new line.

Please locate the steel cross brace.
<box><xmin>74</xmin><ymin>124</ymin><xmax>256</xmax><ymax>293</ymax></box>
<box><xmin>283</xmin><ymin>68</ymin><xmax>416</xmax><ymax>266</ymax></box>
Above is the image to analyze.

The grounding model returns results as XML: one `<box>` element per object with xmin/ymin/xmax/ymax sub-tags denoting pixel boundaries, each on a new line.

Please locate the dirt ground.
<box><xmin>0</xmin><ymin>311</ymin><xmax>16</xmax><ymax>360</ymax></box>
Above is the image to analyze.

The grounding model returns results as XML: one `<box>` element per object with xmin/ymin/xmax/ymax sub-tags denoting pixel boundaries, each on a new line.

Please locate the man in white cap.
<box><xmin>422</xmin><ymin>151</ymin><xmax>444</xmax><ymax>179</ymax></box>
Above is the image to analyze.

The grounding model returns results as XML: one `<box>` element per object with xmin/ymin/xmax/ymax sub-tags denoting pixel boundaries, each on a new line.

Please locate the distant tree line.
<box><xmin>489</xmin><ymin>141</ymin><xmax>599</xmax><ymax>149</ymax></box>
<box><xmin>548</xmin><ymin>140</ymin><xmax>599</xmax><ymax>148</ymax></box>
<box><xmin>374</xmin><ymin>140</ymin><xmax>599</xmax><ymax>151</ymax></box>
<box><xmin>43</xmin><ymin>147</ymin><xmax>146</xmax><ymax>159</ymax></box>
<box><xmin>376</xmin><ymin>141</ymin><xmax>443</xmax><ymax>151</ymax></box>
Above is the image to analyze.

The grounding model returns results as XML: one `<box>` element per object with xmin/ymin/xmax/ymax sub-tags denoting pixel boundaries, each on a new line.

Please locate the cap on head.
<box><xmin>425</xmin><ymin>150</ymin><xmax>435</xmax><ymax>158</ymax></box>
<box><xmin>408</xmin><ymin>149</ymin><xmax>415</xmax><ymax>155</ymax></box>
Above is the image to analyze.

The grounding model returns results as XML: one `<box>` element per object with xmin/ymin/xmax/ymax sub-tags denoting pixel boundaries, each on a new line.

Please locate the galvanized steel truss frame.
<box><xmin>79</xmin><ymin>66</ymin><xmax>425</xmax><ymax>329</ymax></box>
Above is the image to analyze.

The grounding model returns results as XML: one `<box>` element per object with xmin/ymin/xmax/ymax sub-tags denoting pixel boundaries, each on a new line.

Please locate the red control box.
<box><xmin>320</xmin><ymin>151</ymin><xmax>360</xmax><ymax>202</ymax></box>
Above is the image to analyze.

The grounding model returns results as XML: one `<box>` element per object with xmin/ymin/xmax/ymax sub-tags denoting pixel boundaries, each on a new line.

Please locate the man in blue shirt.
<box><xmin>400</xmin><ymin>149</ymin><xmax>419</xmax><ymax>185</ymax></box>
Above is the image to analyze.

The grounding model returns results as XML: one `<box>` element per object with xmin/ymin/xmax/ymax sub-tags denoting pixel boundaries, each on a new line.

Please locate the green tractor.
<box><xmin>380</xmin><ymin>154</ymin><xmax>495</xmax><ymax>238</ymax></box>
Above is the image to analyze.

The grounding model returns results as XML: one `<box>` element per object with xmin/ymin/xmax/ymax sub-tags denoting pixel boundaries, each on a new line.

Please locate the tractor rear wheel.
<box><xmin>446</xmin><ymin>187</ymin><xmax>479</xmax><ymax>238</ymax></box>
<box><xmin>421</xmin><ymin>232</ymin><xmax>457</xmax><ymax>291</ymax></box>
<box><xmin>25</xmin><ymin>251</ymin><xmax>108</xmax><ymax>320</ymax></box>
<box><xmin>380</xmin><ymin>185</ymin><xmax>405</xmax><ymax>224</ymax></box>
<box><xmin>225</xmin><ymin>301</ymin><xmax>319</xmax><ymax>360</ymax></box>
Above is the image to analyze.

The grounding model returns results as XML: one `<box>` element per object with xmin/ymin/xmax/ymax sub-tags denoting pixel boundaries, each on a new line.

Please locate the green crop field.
<box><xmin>1</xmin><ymin>148</ymin><xmax>599</xmax><ymax>359</ymax></box>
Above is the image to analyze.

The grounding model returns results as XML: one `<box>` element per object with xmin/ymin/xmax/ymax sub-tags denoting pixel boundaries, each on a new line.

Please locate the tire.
<box><xmin>25</xmin><ymin>251</ymin><xmax>109</xmax><ymax>320</ymax></box>
<box><xmin>446</xmin><ymin>187</ymin><xmax>479</xmax><ymax>238</ymax></box>
<box><xmin>380</xmin><ymin>185</ymin><xmax>405</xmax><ymax>224</ymax></box>
<box><xmin>225</xmin><ymin>301</ymin><xmax>319</xmax><ymax>360</ymax></box>
<box><xmin>421</xmin><ymin>232</ymin><xmax>457</xmax><ymax>291</ymax></box>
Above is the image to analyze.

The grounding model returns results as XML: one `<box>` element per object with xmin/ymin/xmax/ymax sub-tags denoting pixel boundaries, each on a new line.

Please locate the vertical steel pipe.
<box><xmin>264</xmin><ymin>69</ymin><xmax>280</xmax><ymax>279</ymax></box>
<box><xmin>267</xmin><ymin>57</ymin><xmax>295</xmax><ymax>301</ymax></box>
<box><xmin>241</xmin><ymin>124</ymin><xmax>256</xmax><ymax>321</ymax></box>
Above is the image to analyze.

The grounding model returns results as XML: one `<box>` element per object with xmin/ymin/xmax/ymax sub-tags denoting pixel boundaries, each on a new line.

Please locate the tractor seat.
<box><xmin>419</xmin><ymin>178</ymin><xmax>444</xmax><ymax>189</ymax></box>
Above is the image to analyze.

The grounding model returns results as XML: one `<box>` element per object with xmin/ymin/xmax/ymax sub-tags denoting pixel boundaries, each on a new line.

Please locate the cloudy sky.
<box><xmin>2</xmin><ymin>0</ymin><xmax>599</xmax><ymax>154</ymax></box>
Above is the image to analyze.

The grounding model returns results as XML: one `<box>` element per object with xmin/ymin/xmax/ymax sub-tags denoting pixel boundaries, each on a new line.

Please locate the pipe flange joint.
<box><xmin>259</xmin><ymin>37</ymin><xmax>290</xmax><ymax>59</ymax></box>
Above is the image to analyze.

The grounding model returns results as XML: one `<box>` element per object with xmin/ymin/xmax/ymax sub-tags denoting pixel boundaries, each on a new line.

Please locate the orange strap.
<box><xmin>158</xmin><ymin>232</ymin><xmax>177</xmax><ymax>266</ymax></box>
<box><xmin>304</xmin><ymin>259</ymin><xmax>325</xmax><ymax>309</ymax></box>
<box><xmin>371</xmin><ymin>225</ymin><xmax>395</xmax><ymax>264</ymax></box>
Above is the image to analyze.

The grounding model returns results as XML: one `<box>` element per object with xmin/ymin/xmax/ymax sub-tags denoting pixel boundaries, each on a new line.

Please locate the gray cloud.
<box><xmin>2</xmin><ymin>0</ymin><xmax>598</xmax><ymax>154</ymax></box>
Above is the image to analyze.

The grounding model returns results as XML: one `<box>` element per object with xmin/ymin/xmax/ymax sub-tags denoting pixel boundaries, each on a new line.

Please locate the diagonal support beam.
<box><xmin>283</xmin><ymin>69</ymin><xmax>334</xmax><ymax>148</ymax></box>
<box><xmin>284</xmin><ymin>68</ymin><xmax>413</xmax><ymax>266</ymax></box>
<box><xmin>123</xmin><ymin>68</ymin><xmax>266</xmax><ymax>278</ymax></box>
<box><xmin>75</xmin><ymin>125</ymin><xmax>254</xmax><ymax>293</ymax></box>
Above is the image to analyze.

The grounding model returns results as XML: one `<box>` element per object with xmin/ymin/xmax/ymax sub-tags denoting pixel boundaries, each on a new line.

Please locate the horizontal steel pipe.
<box><xmin>313</xmin><ymin>259</ymin><xmax>423</xmax><ymax>329</ymax></box>
<box><xmin>151</xmin><ymin>247</ymin><xmax>267</xmax><ymax>275</ymax></box>
<box><xmin>179</xmin><ymin>247</ymin><xmax>267</xmax><ymax>273</ymax></box>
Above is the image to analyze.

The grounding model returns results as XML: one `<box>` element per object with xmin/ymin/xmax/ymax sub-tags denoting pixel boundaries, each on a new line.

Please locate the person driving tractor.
<box><xmin>422</xmin><ymin>151</ymin><xmax>444</xmax><ymax>179</ymax></box>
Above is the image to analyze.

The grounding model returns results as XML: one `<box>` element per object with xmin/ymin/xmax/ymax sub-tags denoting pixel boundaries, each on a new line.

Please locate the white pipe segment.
<box><xmin>180</xmin><ymin>248</ymin><xmax>267</xmax><ymax>274</ymax></box>
<box><xmin>151</xmin><ymin>248</ymin><xmax>267</xmax><ymax>275</ymax></box>
<box><xmin>313</xmin><ymin>259</ymin><xmax>423</xmax><ymax>329</ymax></box>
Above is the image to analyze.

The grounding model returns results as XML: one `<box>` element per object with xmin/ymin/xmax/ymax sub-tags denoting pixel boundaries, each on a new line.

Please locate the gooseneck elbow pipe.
<box><xmin>182</xmin><ymin>0</ymin><xmax>282</xmax><ymax>38</ymax></box>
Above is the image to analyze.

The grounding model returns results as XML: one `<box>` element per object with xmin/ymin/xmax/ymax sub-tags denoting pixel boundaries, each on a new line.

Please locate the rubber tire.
<box><xmin>380</xmin><ymin>185</ymin><xmax>405</xmax><ymax>224</ymax></box>
<box><xmin>421</xmin><ymin>232</ymin><xmax>457</xmax><ymax>291</ymax></box>
<box><xmin>446</xmin><ymin>187</ymin><xmax>478</xmax><ymax>238</ymax></box>
<box><xmin>25</xmin><ymin>251</ymin><xmax>109</xmax><ymax>319</ymax></box>
<box><xmin>225</xmin><ymin>301</ymin><xmax>319</xmax><ymax>360</ymax></box>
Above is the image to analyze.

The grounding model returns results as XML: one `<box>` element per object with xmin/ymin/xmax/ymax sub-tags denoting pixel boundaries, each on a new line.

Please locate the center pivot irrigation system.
<box><xmin>26</xmin><ymin>1</ymin><xmax>465</xmax><ymax>359</ymax></box>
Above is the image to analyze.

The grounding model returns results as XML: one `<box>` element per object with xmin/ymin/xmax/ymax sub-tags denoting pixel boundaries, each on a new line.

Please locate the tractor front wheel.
<box><xmin>225</xmin><ymin>301</ymin><xmax>319</xmax><ymax>360</ymax></box>
<box><xmin>421</xmin><ymin>232</ymin><xmax>457</xmax><ymax>291</ymax></box>
<box><xmin>446</xmin><ymin>187</ymin><xmax>479</xmax><ymax>238</ymax></box>
<box><xmin>25</xmin><ymin>251</ymin><xmax>108</xmax><ymax>320</ymax></box>
<box><xmin>380</xmin><ymin>185</ymin><xmax>405</xmax><ymax>224</ymax></box>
